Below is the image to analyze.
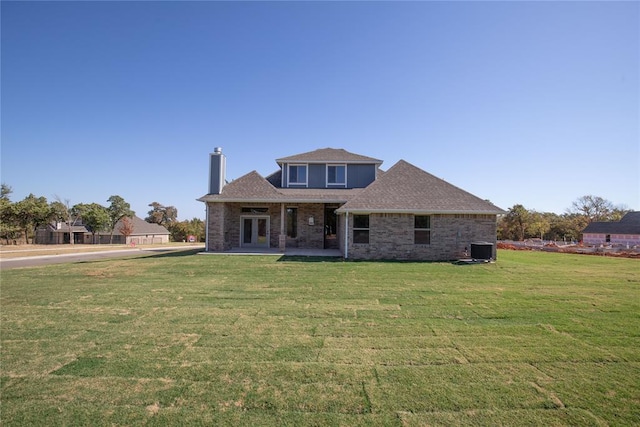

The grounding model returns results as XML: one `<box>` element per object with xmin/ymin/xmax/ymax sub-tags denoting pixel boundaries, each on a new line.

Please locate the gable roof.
<box><xmin>336</xmin><ymin>160</ymin><xmax>504</xmax><ymax>214</ymax></box>
<box><xmin>203</xmin><ymin>170</ymin><xmax>283</xmax><ymax>201</ymax></box>
<box><xmin>276</xmin><ymin>148</ymin><xmax>383</xmax><ymax>165</ymax></box>
<box><xmin>582</xmin><ymin>211</ymin><xmax>640</xmax><ymax>235</ymax></box>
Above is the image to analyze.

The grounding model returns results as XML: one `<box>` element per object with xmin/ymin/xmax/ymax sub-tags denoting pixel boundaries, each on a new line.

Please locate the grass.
<box><xmin>1</xmin><ymin>250</ymin><xmax>638</xmax><ymax>426</ymax></box>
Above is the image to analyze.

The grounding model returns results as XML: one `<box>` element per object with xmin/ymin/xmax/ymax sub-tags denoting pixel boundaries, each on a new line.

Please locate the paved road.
<box><xmin>0</xmin><ymin>246</ymin><xmax>204</xmax><ymax>270</ymax></box>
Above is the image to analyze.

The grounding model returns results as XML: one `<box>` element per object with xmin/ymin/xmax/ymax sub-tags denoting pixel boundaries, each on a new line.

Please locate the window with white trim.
<box><xmin>327</xmin><ymin>164</ymin><xmax>346</xmax><ymax>186</ymax></box>
<box><xmin>288</xmin><ymin>164</ymin><xmax>307</xmax><ymax>185</ymax></box>
<box><xmin>414</xmin><ymin>215</ymin><xmax>431</xmax><ymax>245</ymax></box>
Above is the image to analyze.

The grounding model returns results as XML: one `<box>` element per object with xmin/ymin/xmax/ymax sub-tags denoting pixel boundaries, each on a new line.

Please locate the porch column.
<box><xmin>279</xmin><ymin>203</ymin><xmax>286</xmax><ymax>252</ymax></box>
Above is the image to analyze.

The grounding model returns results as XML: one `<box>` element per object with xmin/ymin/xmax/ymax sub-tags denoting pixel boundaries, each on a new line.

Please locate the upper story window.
<box><xmin>288</xmin><ymin>164</ymin><xmax>307</xmax><ymax>186</ymax></box>
<box><xmin>327</xmin><ymin>164</ymin><xmax>346</xmax><ymax>186</ymax></box>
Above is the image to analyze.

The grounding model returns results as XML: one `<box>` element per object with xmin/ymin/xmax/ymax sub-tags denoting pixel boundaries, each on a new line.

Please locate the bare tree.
<box><xmin>53</xmin><ymin>196</ymin><xmax>77</xmax><ymax>245</ymax></box>
<box><xmin>118</xmin><ymin>216</ymin><xmax>135</xmax><ymax>244</ymax></box>
<box><xmin>569</xmin><ymin>195</ymin><xmax>614</xmax><ymax>222</ymax></box>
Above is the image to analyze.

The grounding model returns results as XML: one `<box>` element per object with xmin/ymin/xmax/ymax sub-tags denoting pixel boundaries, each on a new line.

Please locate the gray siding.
<box><xmin>308</xmin><ymin>164</ymin><xmax>326</xmax><ymax>188</ymax></box>
<box><xmin>281</xmin><ymin>162</ymin><xmax>376</xmax><ymax>189</ymax></box>
<box><xmin>347</xmin><ymin>164</ymin><xmax>376</xmax><ymax>188</ymax></box>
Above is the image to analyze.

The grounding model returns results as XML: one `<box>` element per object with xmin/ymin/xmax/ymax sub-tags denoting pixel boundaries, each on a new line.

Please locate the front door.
<box><xmin>241</xmin><ymin>216</ymin><xmax>269</xmax><ymax>247</ymax></box>
<box><xmin>324</xmin><ymin>205</ymin><xmax>339</xmax><ymax>249</ymax></box>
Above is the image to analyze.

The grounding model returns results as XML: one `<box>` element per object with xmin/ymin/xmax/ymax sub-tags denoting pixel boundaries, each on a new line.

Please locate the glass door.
<box><xmin>241</xmin><ymin>216</ymin><xmax>269</xmax><ymax>247</ymax></box>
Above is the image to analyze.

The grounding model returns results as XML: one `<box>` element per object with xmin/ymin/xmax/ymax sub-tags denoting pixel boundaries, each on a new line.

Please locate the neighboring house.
<box><xmin>36</xmin><ymin>216</ymin><xmax>170</xmax><ymax>245</ymax></box>
<box><xmin>581</xmin><ymin>211</ymin><xmax>640</xmax><ymax>246</ymax></box>
<box><xmin>35</xmin><ymin>222</ymin><xmax>92</xmax><ymax>244</ymax></box>
<box><xmin>198</xmin><ymin>147</ymin><xmax>504</xmax><ymax>260</ymax></box>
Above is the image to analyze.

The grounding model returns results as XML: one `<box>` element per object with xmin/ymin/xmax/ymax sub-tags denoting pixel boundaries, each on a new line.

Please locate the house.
<box><xmin>198</xmin><ymin>147</ymin><xmax>505</xmax><ymax>260</ymax></box>
<box><xmin>36</xmin><ymin>216</ymin><xmax>170</xmax><ymax>245</ymax></box>
<box><xmin>581</xmin><ymin>211</ymin><xmax>640</xmax><ymax>247</ymax></box>
<box><xmin>35</xmin><ymin>222</ymin><xmax>91</xmax><ymax>245</ymax></box>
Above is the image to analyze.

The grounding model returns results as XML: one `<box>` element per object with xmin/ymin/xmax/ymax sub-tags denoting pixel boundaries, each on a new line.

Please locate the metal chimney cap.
<box><xmin>213</xmin><ymin>147</ymin><xmax>223</xmax><ymax>154</ymax></box>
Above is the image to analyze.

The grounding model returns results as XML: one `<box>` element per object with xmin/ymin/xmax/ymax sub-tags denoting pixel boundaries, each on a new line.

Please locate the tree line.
<box><xmin>1</xmin><ymin>184</ymin><xmax>628</xmax><ymax>245</ymax></box>
<box><xmin>498</xmin><ymin>195</ymin><xmax>631</xmax><ymax>242</ymax></box>
<box><xmin>0</xmin><ymin>184</ymin><xmax>204</xmax><ymax>244</ymax></box>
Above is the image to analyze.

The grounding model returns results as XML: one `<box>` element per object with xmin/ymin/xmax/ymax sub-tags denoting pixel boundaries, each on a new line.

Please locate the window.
<box><xmin>327</xmin><ymin>164</ymin><xmax>346</xmax><ymax>186</ymax></box>
<box><xmin>414</xmin><ymin>215</ymin><xmax>431</xmax><ymax>245</ymax></box>
<box><xmin>287</xmin><ymin>208</ymin><xmax>297</xmax><ymax>238</ymax></box>
<box><xmin>353</xmin><ymin>214</ymin><xmax>369</xmax><ymax>244</ymax></box>
<box><xmin>288</xmin><ymin>165</ymin><xmax>307</xmax><ymax>185</ymax></box>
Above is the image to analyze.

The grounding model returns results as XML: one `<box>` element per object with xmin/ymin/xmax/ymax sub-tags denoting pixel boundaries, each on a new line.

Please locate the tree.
<box><xmin>107</xmin><ymin>195</ymin><xmax>134</xmax><ymax>244</ymax></box>
<box><xmin>75</xmin><ymin>203</ymin><xmax>110</xmax><ymax>244</ymax></box>
<box><xmin>500</xmin><ymin>204</ymin><xmax>530</xmax><ymax>241</ymax></box>
<box><xmin>14</xmin><ymin>194</ymin><xmax>52</xmax><ymax>244</ymax></box>
<box><xmin>51</xmin><ymin>196</ymin><xmax>77</xmax><ymax>245</ymax></box>
<box><xmin>118</xmin><ymin>216</ymin><xmax>135</xmax><ymax>243</ymax></box>
<box><xmin>528</xmin><ymin>211</ymin><xmax>551</xmax><ymax>241</ymax></box>
<box><xmin>0</xmin><ymin>184</ymin><xmax>20</xmax><ymax>244</ymax></box>
<box><xmin>146</xmin><ymin>202</ymin><xmax>178</xmax><ymax>229</ymax></box>
<box><xmin>569</xmin><ymin>195</ymin><xmax>614</xmax><ymax>222</ymax></box>
<box><xmin>169</xmin><ymin>218</ymin><xmax>205</xmax><ymax>242</ymax></box>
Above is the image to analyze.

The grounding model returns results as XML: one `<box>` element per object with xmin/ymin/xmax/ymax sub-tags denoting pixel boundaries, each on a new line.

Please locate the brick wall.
<box><xmin>206</xmin><ymin>202</ymin><xmax>327</xmax><ymax>251</ymax></box>
<box><xmin>346</xmin><ymin>213</ymin><xmax>497</xmax><ymax>261</ymax></box>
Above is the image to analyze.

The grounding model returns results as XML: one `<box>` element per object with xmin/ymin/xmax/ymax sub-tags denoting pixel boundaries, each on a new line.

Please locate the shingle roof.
<box><xmin>336</xmin><ymin>160</ymin><xmax>505</xmax><ymax>214</ymax></box>
<box><xmin>199</xmin><ymin>156</ymin><xmax>504</xmax><ymax>214</ymax></box>
<box><xmin>206</xmin><ymin>170</ymin><xmax>283</xmax><ymax>200</ymax></box>
<box><xmin>276</xmin><ymin>148</ymin><xmax>383</xmax><ymax>165</ymax></box>
<box><xmin>45</xmin><ymin>223</ymin><xmax>89</xmax><ymax>233</ymax></box>
<box><xmin>582</xmin><ymin>211</ymin><xmax>640</xmax><ymax>235</ymax></box>
<box><xmin>112</xmin><ymin>216</ymin><xmax>170</xmax><ymax>236</ymax></box>
<box><xmin>198</xmin><ymin>170</ymin><xmax>362</xmax><ymax>203</ymax></box>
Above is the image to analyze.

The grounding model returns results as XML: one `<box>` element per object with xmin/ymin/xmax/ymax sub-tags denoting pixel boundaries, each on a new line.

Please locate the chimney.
<box><xmin>209</xmin><ymin>147</ymin><xmax>226</xmax><ymax>195</ymax></box>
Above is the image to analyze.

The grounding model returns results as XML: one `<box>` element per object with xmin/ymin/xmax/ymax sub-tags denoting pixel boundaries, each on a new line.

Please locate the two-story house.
<box><xmin>198</xmin><ymin>147</ymin><xmax>504</xmax><ymax>260</ymax></box>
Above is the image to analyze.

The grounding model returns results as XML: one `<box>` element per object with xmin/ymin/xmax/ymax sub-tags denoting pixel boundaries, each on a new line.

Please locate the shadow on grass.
<box><xmin>277</xmin><ymin>256</ymin><xmax>455</xmax><ymax>264</ymax></box>
<box><xmin>138</xmin><ymin>248</ymin><xmax>204</xmax><ymax>259</ymax></box>
<box><xmin>74</xmin><ymin>248</ymin><xmax>204</xmax><ymax>266</ymax></box>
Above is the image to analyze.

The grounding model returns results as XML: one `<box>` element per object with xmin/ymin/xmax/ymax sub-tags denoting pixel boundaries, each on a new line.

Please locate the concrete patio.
<box><xmin>199</xmin><ymin>248</ymin><xmax>342</xmax><ymax>257</ymax></box>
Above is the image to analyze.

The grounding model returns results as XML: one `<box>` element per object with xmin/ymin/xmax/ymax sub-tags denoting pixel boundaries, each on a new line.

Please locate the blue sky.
<box><xmin>2</xmin><ymin>1</ymin><xmax>638</xmax><ymax>220</ymax></box>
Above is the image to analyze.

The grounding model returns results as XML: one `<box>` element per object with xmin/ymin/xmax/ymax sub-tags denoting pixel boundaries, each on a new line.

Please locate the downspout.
<box><xmin>344</xmin><ymin>211</ymin><xmax>349</xmax><ymax>259</ymax></box>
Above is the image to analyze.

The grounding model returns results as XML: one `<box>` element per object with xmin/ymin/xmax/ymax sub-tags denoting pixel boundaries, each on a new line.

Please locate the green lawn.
<box><xmin>1</xmin><ymin>250</ymin><xmax>638</xmax><ymax>426</ymax></box>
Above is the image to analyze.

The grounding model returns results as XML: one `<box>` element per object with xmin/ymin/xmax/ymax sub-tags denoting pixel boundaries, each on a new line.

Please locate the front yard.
<box><xmin>1</xmin><ymin>250</ymin><xmax>638</xmax><ymax>426</ymax></box>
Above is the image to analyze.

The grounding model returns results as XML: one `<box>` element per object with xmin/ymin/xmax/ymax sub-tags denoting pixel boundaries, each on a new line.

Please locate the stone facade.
<box><xmin>345</xmin><ymin>213</ymin><xmax>498</xmax><ymax>261</ymax></box>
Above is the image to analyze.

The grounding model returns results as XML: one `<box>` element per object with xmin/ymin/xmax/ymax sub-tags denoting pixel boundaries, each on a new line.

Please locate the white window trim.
<box><xmin>326</xmin><ymin>164</ymin><xmax>347</xmax><ymax>187</ymax></box>
<box><xmin>287</xmin><ymin>163</ymin><xmax>308</xmax><ymax>187</ymax></box>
